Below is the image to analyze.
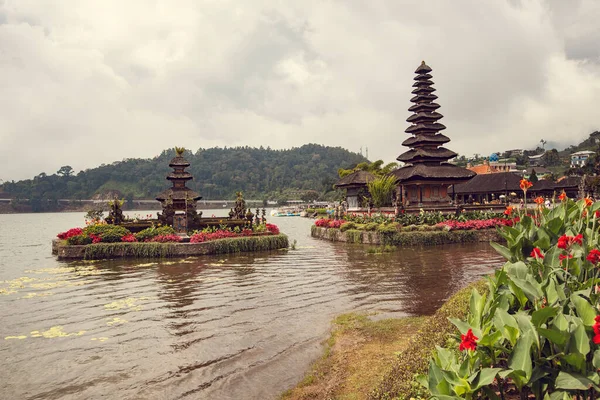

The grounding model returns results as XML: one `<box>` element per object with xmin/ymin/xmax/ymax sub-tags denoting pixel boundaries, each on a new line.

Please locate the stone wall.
<box><xmin>53</xmin><ymin>234</ymin><xmax>288</xmax><ymax>260</ymax></box>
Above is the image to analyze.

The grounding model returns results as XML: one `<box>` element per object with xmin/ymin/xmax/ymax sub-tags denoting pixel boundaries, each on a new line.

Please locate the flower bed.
<box><xmin>419</xmin><ymin>197</ymin><xmax>600</xmax><ymax>399</ymax></box>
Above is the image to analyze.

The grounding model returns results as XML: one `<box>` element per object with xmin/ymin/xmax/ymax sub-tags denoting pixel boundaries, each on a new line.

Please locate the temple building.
<box><xmin>392</xmin><ymin>61</ymin><xmax>475</xmax><ymax>207</ymax></box>
<box><xmin>156</xmin><ymin>148</ymin><xmax>202</xmax><ymax>231</ymax></box>
<box><xmin>333</xmin><ymin>170</ymin><xmax>375</xmax><ymax>210</ymax></box>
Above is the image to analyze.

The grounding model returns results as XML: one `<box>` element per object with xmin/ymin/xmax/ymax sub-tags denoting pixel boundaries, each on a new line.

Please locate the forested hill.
<box><xmin>1</xmin><ymin>144</ymin><xmax>368</xmax><ymax>201</ymax></box>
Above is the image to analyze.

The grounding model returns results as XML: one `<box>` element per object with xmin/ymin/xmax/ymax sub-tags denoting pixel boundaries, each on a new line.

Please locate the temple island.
<box><xmin>52</xmin><ymin>147</ymin><xmax>288</xmax><ymax>260</ymax></box>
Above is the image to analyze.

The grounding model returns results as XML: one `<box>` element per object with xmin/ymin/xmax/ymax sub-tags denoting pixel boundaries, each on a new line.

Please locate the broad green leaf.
<box><xmin>471</xmin><ymin>368</ymin><xmax>502</xmax><ymax>391</ymax></box>
<box><xmin>514</xmin><ymin>312</ymin><xmax>540</xmax><ymax>351</ymax></box>
<box><xmin>553</xmin><ymin>312</ymin><xmax>568</xmax><ymax>333</ymax></box>
<box><xmin>508</xmin><ymin>332</ymin><xmax>533</xmax><ymax>382</ymax></box>
<box><xmin>571</xmin><ymin>320</ymin><xmax>590</xmax><ymax>356</ymax></box>
<box><xmin>532</xmin><ymin>306</ymin><xmax>558</xmax><ymax>328</ymax></box>
<box><xmin>555</xmin><ymin>371</ymin><xmax>595</xmax><ymax>390</ymax></box>
<box><xmin>415</xmin><ymin>374</ymin><xmax>429</xmax><ymax>389</ymax></box>
<box><xmin>593</xmin><ymin>350</ymin><xmax>600</xmax><ymax>369</ymax></box>
<box><xmin>490</xmin><ymin>241</ymin><xmax>513</xmax><ymax>261</ymax></box>
<box><xmin>571</xmin><ymin>294</ymin><xmax>596</xmax><ymax>326</ymax></box>
<box><xmin>448</xmin><ymin>318</ymin><xmax>470</xmax><ymax>335</ymax></box>
<box><xmin>546</xmin><ymin>217</ymin><xmax>563</xmax><ymax>235</ymax></box>
<box><xmin>538</xmin><ymin>327</ymin><xmax>567</xmax><ymax>346</ymax></box>
<box><xmin>548</xmin><ymin>390</ymin><xmax>571</xmax><ymax>400</ymax></box>
<box><xmin>478</xmin><ymin>330</ymin><xmax>503</xmax><ymax>347</ymax></box>
<box><xmin>564</xmin><ymin>352</ymin><xmax>585</xmax><ymax>370</ymax></box>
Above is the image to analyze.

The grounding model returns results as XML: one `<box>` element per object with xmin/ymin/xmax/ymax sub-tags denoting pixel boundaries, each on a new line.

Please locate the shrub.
<box><xmin>364</xmin><ymin>222</ymin><xmax>379</xmax><ymax>231</ymax></box>
<box><xmin>83</xmin><ymin>224</ymin><xmax>131</xmax><ymax>243</ymax></box>
<box><xmin>340</xmin><ymin>222</ymin><xmax>357</xmax><ymax>232</ymax></box>
<box><xmin>67</xmin><ymin>233</ymin><xmax>93</xmax><ymax>245</ymax></box>
<box><xmin>150</xmin><ymin>234</ymin><xmax>181</xmax><ymax>243</ymax></box>
<box><xmin>121</xmin><ymin>234</ymin><xmax>137</xmax><ymax>242</ymax></box>
<box><xmin>134</xmin><ymin>226</ymin><xmax>175</xmax><ymax>242</ymax></box>
<box><xmin>376</xmin><ymin>223</ymin><xmax>399</xmax><ymax>234</ymax></box>
<box><xmin>265</xmin><ymin>223</ymin><xmax>280</xmax><ymax>234</ymax></box>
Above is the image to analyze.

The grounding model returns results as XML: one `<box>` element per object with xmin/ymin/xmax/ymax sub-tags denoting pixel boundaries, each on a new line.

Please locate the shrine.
<box><xmin>392</xmin><ymin>62</ymin><xmax>475</xmax><ymax>207</ymax></box>
<box><xmin>156</xmin><ymin>147</ymin><xmax>202</xmax><ymax>232</ymax></box>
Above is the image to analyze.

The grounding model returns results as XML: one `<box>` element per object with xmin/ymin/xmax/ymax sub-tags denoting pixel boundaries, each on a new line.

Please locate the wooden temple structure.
<box><xmin>391</xmin><ymin>61</ymin><xmax>475</xmax><ymax>208</ymax></box>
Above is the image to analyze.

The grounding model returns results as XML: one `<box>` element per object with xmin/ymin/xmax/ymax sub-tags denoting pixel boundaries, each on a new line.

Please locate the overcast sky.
<box><xmin>1</xmin><ymin>0</ymin><xmax>599</xmax><ymax>181</ymax></box>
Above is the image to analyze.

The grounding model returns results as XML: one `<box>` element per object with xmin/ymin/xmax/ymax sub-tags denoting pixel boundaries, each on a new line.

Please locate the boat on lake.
<box><xmin>270</xmin><ymin>207</ymin><xmax>302</xmax><ymax>217</ymax></box>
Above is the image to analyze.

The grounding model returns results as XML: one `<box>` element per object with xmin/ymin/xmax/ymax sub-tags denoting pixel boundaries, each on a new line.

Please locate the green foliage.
<box><xmin>84</xmin><ymin>242</ymin><xmax>176</xmax><ymax>259</ymax></box>
<box><xmin>2</xmin><ymin>144</ymin><xmax>367</xmax><ymax>204</ymax></box>
<box><xmin>422</xmin><ymin>198</ymin><xmax>600</xmax><ymax>399</ymax></box>
<box><xmin>202</xmin><ymin>234</ymin><xmax>289</xmax><ymax>254</ymax></box>
<box><xmin>381</xmin><ymin>230</ymin><xmax>479</xmax><ymax>246</ymax></box>
<box><xmin>340</xmin><ymin>222</ymin><xmax>357</xmax><ymax>232</ymax></box>
<box><xmin>376</xmin><ymin>222</ymin><xmax>399</xmax><ymax>234</ymax></box>
<box><xmin>364</xmin><ymin>222</ymin><xmax>379</xmax><ymax>231</ymax></box>
<box><xmin>134</xmin><ymin>226</ymin><xmax>175</xmax><ymax>242</ymax></box>
<box><xmin>83</xmin><ymin>224</ymin><xmax>131</xmax><ymax>243</ymax></box>
<box><xmin>67</xmin><ymin>234</ymin><xmax>92</xmax><ymax>245</ymax></box>
<box><xmin>338</xmin><ymin>159</ymin><xmax>398</xmax><ymax>178</ymax></box>
<box><xmin>367</xmin><ymin>175</ymin><xmax>397</xmax><ymax>208</ymax></box>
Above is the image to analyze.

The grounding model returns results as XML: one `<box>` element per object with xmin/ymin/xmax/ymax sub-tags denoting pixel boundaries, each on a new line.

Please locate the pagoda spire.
<box><xmin>397</xmin><ymin>61</ymin><xmax>456</xmax><ymax>165</ymax></box>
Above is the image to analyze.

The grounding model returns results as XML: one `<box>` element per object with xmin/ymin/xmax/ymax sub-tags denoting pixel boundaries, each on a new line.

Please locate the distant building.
<box><xmin>528</xmin><ymin>153</ymin><xmax>545</xmax><ymax>167</ymax></box>
<box><xmin>505</xmin><ymin>149</ymin><xmax>524</xmax><ymax>157</ymax></box>
<box><xmin>467</xmin><ymin>159</ymin><xmax>517</xmax><ymax>174</ymax></box>
<box><xmin>334</xmin><ymin>170</ymin><xmax>375</xmax><ymax>210</ymax></box>
<box><xmin>523</xmin><ymin>167</ymin><xmax>551</xmax><ymax>180</ymax></box>
<box><xmin>570</xmin><ymin>150</ymin><xmax>595</xmax><ymax>168</ymax></box>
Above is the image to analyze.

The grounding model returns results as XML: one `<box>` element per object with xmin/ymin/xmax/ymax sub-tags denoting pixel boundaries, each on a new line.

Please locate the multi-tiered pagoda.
<box><xmin>156</xmin><ymin>148</ymin><xmax>202</xmax><ymax>230</ymax></box>
<box><xmin>392</xmin><ymin>61</ymin><xmax>475</xmax><ymax>207</ymax></box>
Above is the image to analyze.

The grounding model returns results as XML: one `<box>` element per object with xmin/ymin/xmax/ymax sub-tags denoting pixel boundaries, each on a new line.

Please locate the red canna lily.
<box><xmin>534</xmin><ymin>196</ymin><xmax>544</xmax><ymax>205</ymax></box>
<box><xmin>585</xmin><ymin>198</ymin><xmax>594</xmax><ymax>207</ymax></box>
<box><xmin>520</xmin><ymin>179</ymin><xmax>533</xmax><ymax>191</ymax></box>
<box><xmin>558</xmin><ymin>191</ymin><xmax>567</xmax><ymax>201</ymax></box>
<box><xmin>504</xmin><ymin>206</ymin><xmax>513</xmax><ymax>216</ymax></box>
<box><xmin>459</xmin><ymin>329</ymin><xmax>478</xmax><ymax>351</ymax></box>
<box><xmin>588</xmin><ymin>249</ymin><xmax>600</xmax><ymax>265</ymax></box>
<box><xmin>530</xmin><ymin>248</ymin><xmax>544</xmax><ymax>259</ymax></box>
<box><xmin>559</xmin><ymin>253</ymin><xmax>573</xmax><ymax>264</ymax></box>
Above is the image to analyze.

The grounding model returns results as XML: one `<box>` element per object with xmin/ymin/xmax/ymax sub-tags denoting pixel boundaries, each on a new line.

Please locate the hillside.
<box><xmin>0</xmin><ymin>144</ymin><xmax>367</xmax><ymax>206</ymax></box>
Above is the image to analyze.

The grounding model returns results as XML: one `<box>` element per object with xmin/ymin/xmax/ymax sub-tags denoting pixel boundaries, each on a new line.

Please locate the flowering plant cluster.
<box><xmin>421</xmin><ymin>197</ymin><xmax>600</xmax><ymax>399</ymax></box>
<box><xmin>189</xmin><ymin>224</ymin><xmax>280</xmax><ymax>243</ymax></box>
<box><xmin>265</xmin><ymin>223</ymin><xmax>280</xmax><ymax>234</ymax></box>
<box><xmin>437</xmin><ymin>218</ymin><xmax>517</xmax><ymax>231</ymax></box>
<box><xmin>57</xmin><ymin>228</ymin><xmax>83</xmax><ymax>240</ymax></box>
<box><xmin>121</xmin><ymin>233</ymin><xmax>137</xmax><ymax>242</ymax></box>
<box><xmin>314</xmin><ymin>218</ymin><xmax>346</xmax><ymax>229</ymax></box>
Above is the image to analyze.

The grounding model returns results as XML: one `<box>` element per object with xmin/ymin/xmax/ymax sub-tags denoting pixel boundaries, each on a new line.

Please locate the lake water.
<box><xmin>0</xmin><ymin>210</ymin><xmax>504</xmax><ymax>399</ymax></box>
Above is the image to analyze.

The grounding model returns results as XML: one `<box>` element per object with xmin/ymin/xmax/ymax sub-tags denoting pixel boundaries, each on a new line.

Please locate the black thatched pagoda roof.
<box><xmin>156</xmin><ymin>188</ymin><xmax>202</xmax><ymax>201</ymax></box>
<box><xmin>169</xmin><ymin>156</ymin><xmax>191</xmax><ymax>167</ymax></box>
<box><xmin>334</xmin><ymin>170</ymin><xmax>376</xmax><ymax>188</ymax></box>
<box><xmin>392</xmin><ymin>163</ymin><xmax>476</xmax><ymax>182</ymax></box>
<box><xmin>453</xmin><ymin>172</ymin><xmax>522</xmax><ymax>194</ymax></box>
<box><xmin>395</xmin><ymin>61</ymin><xmax>475</xmax><ymax>183</ymax></box>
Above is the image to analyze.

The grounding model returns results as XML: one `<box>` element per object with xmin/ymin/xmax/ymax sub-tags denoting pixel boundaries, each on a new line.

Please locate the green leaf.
<box><xmin>448</xmin><ymin>318</ymin><xmax>471</xmax><ymax>335</ymax></box>
<box><xmin>571</xmin><ymin>320</ymin><xmax>591</xmax><ymax>356</ymax></box>
<box><xmin>548</xmin><ymin>390</ymin><xmax>571</xmax><ymax>400</ymax></box>
<box><xmin>471</xmin><ymin>368</ymin><xmax>502</xmax><ymax>391</ymax></box>
<box><xmin>546</xmin><ymin>217</ymin><xmax>563</xmax><ymax>235</ymax></box>
<box><xmin>490</xmin><ymin>241</ymin><xmax>513</xmax><ymax>261</ymax></box>
<box><xmin>532</xmin><ymin>306</ymin><xmax>558</xmax><ymax>328</ymax></box>
<box><xmin>538</xmin><ymin>327</ymin><xmax>567</xmax><ymax>346</ymax></box>
<box><xmin>514</xmin><ymin>312</ymin><xmax>540</xmax><ymax>351</ymax></box>
<box><xmin>564</xmin><ymin>352</ymin><xmax>585</xmax><ymax>370</ymax></box>
<box><xmin>508</xmin><ymin>332</ymin><xmax>533</xmax><ymax>383</ymax></box>
<box><xmin>593</xmin><ymin>350</ymin><xmax>600</xmax><ymax>369</ymax></box>
<box><xmin>571</xmin><ymin>294</ymin><xmax>596</xmax><ymax>326</ymax></box>
<box><xmin>478</xmin><ymin>330</ymin><xmax>503</xmax><ymax>347</ymax></box>
<box><xmin>555</xmin><ymin>371</ymin><xmax>595</xmax><ymax>390</ymax></box>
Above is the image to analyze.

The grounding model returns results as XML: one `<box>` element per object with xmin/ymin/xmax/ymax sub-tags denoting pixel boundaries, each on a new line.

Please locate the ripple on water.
<box><xmin>0</xmin><ymin>214</ymin><xmax>504</xmax><ymax>400</ymax></box>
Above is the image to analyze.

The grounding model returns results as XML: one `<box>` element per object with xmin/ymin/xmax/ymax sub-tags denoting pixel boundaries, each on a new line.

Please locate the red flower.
<box><xmin>594</xmin><ymin>316</ymin><xmax>600</xmax><ymax>344</ymax></box>
<box><xmin>265</xmin><ymin>223</ymin><xmax>280</xmax><ymax>234</ymax></box>
<box><xmin>585</xmin><ymin>198</ymin><xmax>594</xmax><ymax>207</ymax></box>
<box><xmin>459</xmin><ymin>329</ymin><xmax>478</xmax><ymax>351</ymax></box>
<box><xmin>534</xmin><ymin>196</ymin><xmax>544</xmax><ymax>205</ymax></box>
<box><xmin>587</xmin><ymin>249</ymin><xmax>600</xmax><ymax>264</ymax></box>
<box><xmin>530</xmin><ymin>248</ymin><xmax>544</xmax><ymax>259</ymax></box>
<box><xmin>121</xmin><ymin>233</ymin><xmax>137</xmax><ymax>242</ymax></box>
<box><xmin>520</xmin><ymin>179</ymin><xmax>533</xmax><ymax>191</ymax></box>
<box><xmin>504</xmin><ymin>206</ymin><xmax>513</xmax><ymax>216</ymax></box>
<box><xmin>558</xmin><ymin>234</ymin><xmax>583</xmax><ymax>249</ymax></box>
<box><xmin>558</xmin><ymin>192</ymin><xmax>567</xmax><ymax>201</ymax></box>
<box><xmin>57</xmin><ymin>227</ymin><xmax>83</xmax><ymax>240</ymax></box>
<box><xmin>559</xmin><ymin>253</ymin><xmax>573</xmax><ymax>263</ymax></box>
<box><xmin>596</xmin><ymin>211</ymin><xmax>600</xmax><ymax>219</ymax></box>
<box><xmin>89</xmin><ymin>234</ymin><xmax>102</xmax><ymax>244</ymax></box>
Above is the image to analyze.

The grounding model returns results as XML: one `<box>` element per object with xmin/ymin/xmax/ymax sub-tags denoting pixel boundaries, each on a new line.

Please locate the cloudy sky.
<box><xmin>0</xmin><ymin>0</ymin><xmax>599</xmax><ymax>181</ymax></box>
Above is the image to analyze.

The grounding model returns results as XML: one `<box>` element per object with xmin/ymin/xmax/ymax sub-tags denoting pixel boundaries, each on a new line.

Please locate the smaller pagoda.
<box><xmin>156</xmin><ymin>147</ymin><xmax>202</xmax><ymax>231</ymax></box>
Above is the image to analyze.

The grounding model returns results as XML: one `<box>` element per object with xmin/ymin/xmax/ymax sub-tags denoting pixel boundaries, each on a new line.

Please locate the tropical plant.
<box><xmin>367</xmin><ymin>175</ymin><xmax>397</xmax><ymax>208</ymax></box>
<box><xmin>421</xmin><ymin>197</ymin><xmax>600</xmax><ymax>399</ymax></box>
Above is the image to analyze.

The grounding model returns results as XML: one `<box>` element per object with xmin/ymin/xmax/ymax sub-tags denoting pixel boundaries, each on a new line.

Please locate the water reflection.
<box><xmin>0</xmin><ymin>213</ymin><xmax>504</xmax><ymax>400</ymax></box>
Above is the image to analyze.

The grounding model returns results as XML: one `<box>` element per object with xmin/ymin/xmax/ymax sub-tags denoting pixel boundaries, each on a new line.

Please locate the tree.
<box><xmin>530</xmin><ymin>169</ymin><xmax>538</xmax><ymax>183</ymax></box>
<box><xmin>367</xmin><ymin>175</ymin><xmax>397</xmax><ymax>208</ymax></box>
<box><xmin>57</xmin><ymin>165</ymin><xmax>74</xmax><ymax>177</ymax></box>
<box><xmin>542</xmin><ymin>149</ymin><xmax>561</xmax><ymax>166</ymax></box>
<box><xmin>300</xmin><ymin>190</ymin><xmax>319</xmax><ymax>203</ymax></box>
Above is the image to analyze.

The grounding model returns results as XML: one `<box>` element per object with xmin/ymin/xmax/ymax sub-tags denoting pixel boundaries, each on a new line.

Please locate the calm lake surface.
<box><xmin>0</xmin><ymin>210</ymin><xmax>504</xmax><ymax>400</ymax></box>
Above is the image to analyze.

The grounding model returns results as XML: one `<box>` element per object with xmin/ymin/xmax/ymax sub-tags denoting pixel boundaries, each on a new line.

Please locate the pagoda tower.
<box><xmin>156</xmin><ymin>147</ymin><xmax>202</xmax><ymax>229</ymax></box>
<box><xmin>392</xmin><ymin>61</ymin><xmax>475</xmax><ymax>207</ymax></box>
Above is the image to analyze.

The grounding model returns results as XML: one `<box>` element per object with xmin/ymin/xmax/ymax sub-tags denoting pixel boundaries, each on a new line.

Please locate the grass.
<box><xmin>280</xmin><ymin>313</ymin><xmax>427</xmax><ymax>400</ymax></box>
